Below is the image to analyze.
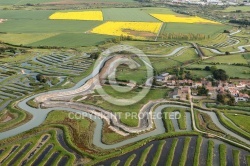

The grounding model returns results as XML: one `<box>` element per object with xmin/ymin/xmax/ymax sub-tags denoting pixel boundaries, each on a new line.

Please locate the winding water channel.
<box><xmin>0</xmin><ymin>59</ymin><xmax>249</xmax><ymax>150</ymax></box>
<box><xmin>0</xmin><ymin>36</ymin><xmax>250</xmax><ymax>150</ymax></box>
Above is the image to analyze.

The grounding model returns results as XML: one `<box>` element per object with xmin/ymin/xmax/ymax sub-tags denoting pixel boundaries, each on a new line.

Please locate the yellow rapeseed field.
<box><xmin>49</xmin><ymin>11</ymin><xmax>103</xmax><ymax>21</ymax></box>
<box><xmin>91</xmin><ymin>21</ymin><xmax>162</xmax><ymax>39</ymax></box>
<box><xmin>150</xmin><ymin>14</ymin><xmax>220</xmax><ymax>24</ymax></box>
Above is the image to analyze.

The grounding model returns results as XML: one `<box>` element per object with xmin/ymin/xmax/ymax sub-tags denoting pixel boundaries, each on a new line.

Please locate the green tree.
<box><xmin>197</xmin><ymin>86</ymin><xmax>208</xmax><ymax>96</ymax></box>
<box><xmin>213</xmin><ymin>69</ymin><xmax>229</xmax><ymax>81</ymax></box>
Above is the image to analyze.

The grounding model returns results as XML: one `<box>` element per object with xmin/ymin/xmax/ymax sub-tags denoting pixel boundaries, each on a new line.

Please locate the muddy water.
<box><xmin>0</xmin><ymin>145</ymin><xmax>19</xmax><ymax>164</ymax></box>
<box><xmin>0</xmin><ymin>149</ymin><xmax>3</xmax><ymax>155</ymax></box>
<box><xmin>8</xmin><ymin>143</ymin><xmax>31</xmax><ymax>165</ymax></box>
<box><xmin>157</xmin><ymin>138</ymin><xmax>173</xmax><ymax>166</ymax></box>
<box><xmin>44</xmin><ymin>151</ymin><xmax>60</xmax><ymax>166</ymax></box>
<box><xmin>213</xmin><ymin>142</ymin><xmax>220</xmax><ymax>166</ymax></box>
<box><xmin>96</xmin><ymin>136</ymin><xmax>250</xmax><ymax>166</ymax></box>
<box><xmin>226</xmin><ymin>146</ymin><xmax>233</xmax><ymax>166</ymax></box>
<box><xmin>199</xmin><ymin>138</ymin><xmax>208</xmax><ymax>166</ymax></box>
<box><xmin>172</xmin><ymin>137</ymin><xmax>185</xmax><ymax>165</ymax></box>
<box><xmin>57</xmin><ymin>156</ymin><xmax>69</xmax><ymax>166</ymax></box>
<box><xmin>186</xmin><ymin>137</ymin><xmax>197</xmax><ymax>166</ymax></box>
<box><xmin>144</xmin><ymin>142</ymin><xmax>158</xmax><ymax>165</ymax></box>
<box><xmin>32</xmin><ymin>144</ymin><xmax>53</xmax><ymax>166</ymax></box>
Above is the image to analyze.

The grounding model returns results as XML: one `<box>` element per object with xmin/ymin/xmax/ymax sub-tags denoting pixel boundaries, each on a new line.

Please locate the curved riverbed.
<box><xmin>1</xmin><ymin>42</ymin><xmax>250</xmax><ymax>149</ymax></box>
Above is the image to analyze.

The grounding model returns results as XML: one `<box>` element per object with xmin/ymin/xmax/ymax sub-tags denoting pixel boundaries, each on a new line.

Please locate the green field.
<box><xmin>0</xmin><ymin>10</ymin><xmax>109</xmax><ymax>47</ymax></box>
<box><xmin>0</xmin><ymin>0</ymin><xmax>136</xmax><ymax>5</ymax></box>
<box><xmin>224</xmin><ymin>113</ymin><xmax>250</xmax><ymax>133</ymax></box>
<box><xmin>0</xmin><ymin>20</ymin><xmax>101</xmax><ymax>33</ymax></box>
<box><xmin>0</xmin><ymin>33</ymin><xmax>58</xmax><ymax>45</ymax></box>
<box><xmin>29</xmin><ymin>33</ymin><xmax>114</xmax><ymax>47</ymax></box>
<box><xmin>0</xmin><ymin>0</ymin><xmax>61</xmax><ymax>5</ymax></box>
<box><xmin>172</xmin><ymin>48</ymin><xmax>199</xmax><ymax>62</ymax></box>
<box><xmin>0</xmin><ymin>10</ymin><xmax>54</xmax><ymax>19</ymax></box>
<box><xmin>204</xmin><ymin>54</ymin><xmax>248</xmax><ymax>64</ymax></box>
<box><xmin>244</xmin><ymin>54</ymin><xmax>250</xmax><ymax>64</ymax></box>
<box><xmin>81</xmin><ymin>86</ymin><xmax>169</xmax><ymax>127</ymax></box>
<box><xmin>189</xmin><ymin>70</ymin><xmax>212</xmax><ymax>77</ymax></box>
<box><xmin>186</xmin><ymin>64</ymin><xmax>250</xmax><ymax>78</ymax></box>
<box><xmin>102</xmin><ymin>8</ymin><xmax>159</xmax><ymax>22</ymax></box>
<box><xmin>141</xmin><ymin>7</ymin><xmax>177</xmax><ymax>15</ymax></box>
<box><xmin>160</xmin><ymin>23</ymin><xmax>231</xmax><ymax>36</ymax></box>
<box><xmin>0</xmin><ymin>8</ymin><xmax>230</xmax><ymax>47</ymax></box>
<box><xmin>222</xmin><ymin>6</ymin><xmax>250</xmax><ymax>12</ymax></box>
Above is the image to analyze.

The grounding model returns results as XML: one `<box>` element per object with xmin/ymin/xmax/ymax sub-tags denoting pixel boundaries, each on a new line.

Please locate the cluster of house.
<box><xmin>225</xmin><ymin>81</ymin><xmax>250</xmax><ymax>102</ymax></box>
<box><xmin>156</xmin><ymin>73</ymin><xmax>250</xmax><ymax>102</ymax></box>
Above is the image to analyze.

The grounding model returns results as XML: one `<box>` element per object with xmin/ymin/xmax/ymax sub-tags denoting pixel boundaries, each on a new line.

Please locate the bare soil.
<box><xmin>123</xmin><ymin>29</ymin><xmax>156</xmax><ymax>38</ymax></box>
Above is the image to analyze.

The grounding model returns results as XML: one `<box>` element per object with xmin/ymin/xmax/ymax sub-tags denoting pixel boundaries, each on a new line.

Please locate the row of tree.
<box><xmin>229</xmin><ymin>19</ymin><xmax>250</xmax><ymax>26</ymax></box>
<box><xmin>160</xmin><ymin>33</ymin><xmax>209</xmax><ymax>40</ymax></box>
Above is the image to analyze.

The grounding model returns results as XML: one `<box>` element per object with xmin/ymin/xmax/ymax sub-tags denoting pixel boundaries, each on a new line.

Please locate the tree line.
<box><xmin>160</xmin><ymin>33</ymin><xmax>209</xmax><ymax>40</ymax></box>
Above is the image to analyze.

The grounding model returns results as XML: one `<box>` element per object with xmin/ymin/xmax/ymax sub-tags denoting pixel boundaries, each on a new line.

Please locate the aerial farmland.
<box><xmin>0</xmin><ymin>0</ymin><xmax>250</xmax><ymax>166</ymax></box>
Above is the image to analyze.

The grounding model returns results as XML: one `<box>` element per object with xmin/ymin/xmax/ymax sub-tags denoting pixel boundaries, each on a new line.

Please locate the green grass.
<box><xmin>162</xmin><ymin>108</ymin><xmax>175</xmax><ymax>132</ymax></box>
<box><xmin>218</xmin><ymin>38</ymin><xmax>250</xmax><ymax>52</ymax></box>
<box><xmin>247</xmin><ymin>156</ymin><xmax>250</xmax><ymax>166</ymax></box>
<box><xmin>160</xmin><ymin>23</ymin><xmax>230</xmax><ymax>36</ymax></box>
<box><xmin>124</xmin><ymin>154</ymin><xmax>136</xmax><ymax>166</ymax></box>
<box><xmin>82</xmin><ymin>86</ymin><xmax>169</xmax><ymax>127</ymax></box>
<box><xmin>244</xmin><ymin>54</ymin><xmax>250</xmax><ymax>64</ymax></box>
<box><xmin>207</xmin><ymin>103</ymin><xmax>250</xmax><ymax>112</ymax></box>
<box><xmin>0</xmin><ymin>0</ymin><xmax>62</xmax><ymax>5</ymax></box>
<box><xmin>219</xmin><ymin>144</ymin><xmax>227</xmax><ymax>166</ymax></box>
<box><xmin>138</xmin><ymin>144</ymin><xmax>153</xmax><ymax>166</ymax></box>
<box><xmin>186</xmin><ymin>64</ymin><xmax>250</xmax><ymax>78</ymax></box>
<box><xmin>121</xmin><ymin>40</ymin><xmax>184</xmax><ymax>55</ymax></box>
<box><xmin>0</xmin><ymin>17</ymin><xmax>107</xmax><ymax>47</ymax></box>
<box><xmin>0</xmin><ymin>103</ymin><xmax>28</xmax><ymax>133</ymax></box>
<box><xmin>29</xmin><ymin>33</ymin><xmax>115</xmax><ymax>47</ymax></box>
<box><xmin>243</xmin><ymin>53</ymin><xmax>250</xmax><ymax>60</ymax></box>
<box><xmin>193</xmin><ymin>136</ymin><xmax>202</xmax><ymax>166</ymax></box>
<box><xmin>116</xmin><ymin>65</ymin><xmax>147</xmax><ymax>85</ymax></box>
<box><xmin>201</xmin><ymin>48</ymin><xmax>216</xmax><ymax>57</ymax></box>
<box><xmin>204</xmin><ymin>54</ymin><xmax>248</xmax><ymax>64</ymax></box>
<box><xmin>172</xmin><ymin>48</ymin><xmax>199</xmax><ymax>63</ymax></box>
<box><xmin>151</xmin><ymin>140</ymin><xmax>166</xmax><ymax>166</ymax></box>
<box><xmin>198</xmin><ymin>33</ymin><xmax>229</xmax><ymax>46</ymax></box>
<box><xmin>177</xmin><ymin>110</ymin><xmax>187</xmax><ymax>130</ymax></box>
<box><xmin>111</xmin><ymin>160</ymin><xmax>120</xmax><ymax>166</ymax></box>
<box><xmin>0</xmin><ymin>19</ymin><xmax>101</xmax><ymax>33</ymax></box>
<box><xmin>232</xmin><ymin>150</ymin><xmax>240</xmax><ymax>166</ymax></box>
<box><xmin>162</xmin><ymin>107</ymin><xmax>188</xmax><ymax>130</ymax></box>
<box><xmin>0</xmin><ymin>10</ymin><xmax>54</xmax><ymax>19</ymax></box>
<box><xmin>165</xmin><ymin>138</ymin><xmax>178</xmax><ymax>166</ymax></box>
<box><xmin>142</xmin><ymin>7</ymin><xmax>178</xmax><ymax>15</ymax></box>
<box><xmin>188</xmin><ymin>70</ymin><xmax>212</xmax><ymax>78</ymax></box>
<box><xmin>26</xmin><ymin>98</ymin><xmax>39</xmax><ymax>108</ymax></box>
<box><xmin>224</xmin><ymin>113</ymin><xmax>250</xmax><ymax>133</ymax></box>
<box><xmin>1</xmin><ymin>0</ymin><xmax>134</xmax><ymax>5</ymax></box>
<box><xmin>207</xmin><ymin>140</ymin><xmax>214</xmax><ymax>166</ymax></box>
<box><xmin>0</xmin><ymin>33</ymin><xmax>58</xmax><ymax>45</ymax></box>
<box><xmin>179</xmin><ymin>137</ymin><xmax>191</xmax><ymax>166</ymax></box>
<box><xmin>101</xmin><ymin>123</ymin><xmax>127</xmax><ymax>144</ymax></box>
<box><xmin>216</xmin><ymin>112</ymin><xmax>250</xmax><ymax>141</ymax></box>
<box><xmin>42</xmin><ymin>110</ymin><xmax>96</xmax><ymax>156</ymax></box>
<box><xmin>0</xmin><ymin>130</ymin><xmax>75</xmax><ymax>165</ymax></box>
<box><xmin>222</xmin><ymin>6</ymin><xmax>250</xmax><ymax>12</ymax></box>
<box><xmin>102</xmin><ymin>8</ymin><xmax>159</xmax><ymax>22</ymax></box>
<box><xmin>149</xmin><ymin>57</ymin><xmax>181</xmax><ymax>73</ymax></box>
